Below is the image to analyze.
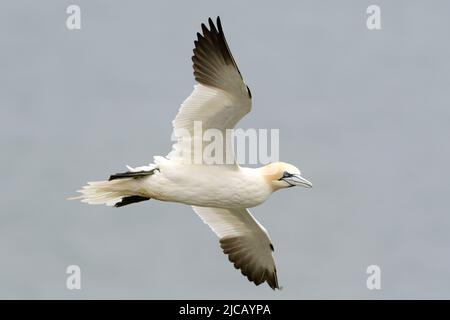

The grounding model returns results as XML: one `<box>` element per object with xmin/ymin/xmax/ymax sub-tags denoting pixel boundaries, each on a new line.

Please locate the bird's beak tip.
<box><xmin>294</xmin><ymin>175</ymin><xmax>313</xmax><ymax>188</ymax></box>
<box><xmin>283</xmin><ymin>174</ymin><xmax>312</xmax><ymax>188</ymax></box>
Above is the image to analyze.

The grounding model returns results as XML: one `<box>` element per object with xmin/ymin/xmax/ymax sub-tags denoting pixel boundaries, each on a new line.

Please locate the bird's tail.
<box><xmin>68</xmin><ymin>167</ymin><xmax>156</xmax><ymax>207</ymax></box>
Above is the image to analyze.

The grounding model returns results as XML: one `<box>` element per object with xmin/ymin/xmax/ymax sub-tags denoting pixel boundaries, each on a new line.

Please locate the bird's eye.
<box><xmin>280</xmin><ymin>171</ymin><xmax>292</xmax><ymax>180</ymax></box>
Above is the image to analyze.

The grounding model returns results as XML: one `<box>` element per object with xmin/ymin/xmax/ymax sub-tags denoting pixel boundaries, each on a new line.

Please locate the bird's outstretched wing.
<box><xmin>168</xmin><ymin>17</ymin><xmax>252</xmax><ymax>165</ymax></box>
<box><xmin>192</xmin><ymin>206</ymin><xmax>280</xmax><ymax>290</ymax></box>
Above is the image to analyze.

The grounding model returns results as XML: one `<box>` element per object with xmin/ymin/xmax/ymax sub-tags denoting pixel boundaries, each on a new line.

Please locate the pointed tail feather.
<box><xmin>68</xmin><ymin>179</ymin><xmax>149</xmax><ymax>207</ymax></box>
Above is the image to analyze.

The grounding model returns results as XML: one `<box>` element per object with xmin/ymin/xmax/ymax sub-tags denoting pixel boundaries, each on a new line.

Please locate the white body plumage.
<box><xmin>144</xmin><ymin>157</ymin><xmax>272</xmax><ymax>209</ymax></box>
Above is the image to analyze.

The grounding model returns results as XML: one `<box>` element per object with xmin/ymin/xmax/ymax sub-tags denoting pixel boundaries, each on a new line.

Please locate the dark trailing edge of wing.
<box><xmin>108</xmin><ymin>169</ymin><xmax>157</xmax><ymax>181</ymax></box>
<box><xmin>115</xmin><ymin>195</ymin><xmax>150</xmax><ymax>207</ymax></box>
<box><xmin>192</xmin><ymin>17</ymin><xmax>251</xmax><ymax>97</ymax></box>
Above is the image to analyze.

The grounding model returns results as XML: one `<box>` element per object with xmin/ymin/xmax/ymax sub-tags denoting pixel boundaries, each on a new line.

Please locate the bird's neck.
<box><xmin>240</xmin><ymin>165</ymin><xmax>280</xmax><ymax>192</ymax></box>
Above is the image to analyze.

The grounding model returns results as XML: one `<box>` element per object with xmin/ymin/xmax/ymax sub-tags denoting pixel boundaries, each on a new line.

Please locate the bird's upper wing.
<box><xmin>168</xmin><ymin>17</ymin><xmax>252</xmax><ymax>165</ymax></box>
<box><xmin>192</xmin><ymin>206</ymin><xmax>280</xmax><ymax>290</ymax></box>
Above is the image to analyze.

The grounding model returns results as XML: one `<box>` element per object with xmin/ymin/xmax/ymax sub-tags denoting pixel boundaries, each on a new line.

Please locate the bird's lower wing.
<box><xmin>192</xmin><ymin>206</ymin><xmax>280</xmax><ymax>290</ymax></box>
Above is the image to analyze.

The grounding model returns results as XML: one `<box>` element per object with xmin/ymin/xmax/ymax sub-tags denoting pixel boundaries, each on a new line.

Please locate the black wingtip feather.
<box><xmin>209</xmin><ymin>17</ymin><xmax>217</xmax><ymax>33</ymax></box>
<box><xmin>219</xmin><ymin>236</ymin><xmax>280</xmax><ymax>290</ymax></box>
<box><xmin>217</xmin><ymin>17</ymin><xmax>223</xmax><ymax>32</ymax></box>
<box><xmin>191</xmin><ymin>16</ymin><xmax>245</xmax><ymax>90</ymax></box>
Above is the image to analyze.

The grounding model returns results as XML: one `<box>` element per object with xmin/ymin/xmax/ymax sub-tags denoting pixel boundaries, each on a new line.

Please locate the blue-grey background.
<box><xmin>1</xmin><ymin>0</ymin><xmax>449</xmax><ymax>299</ymax></box>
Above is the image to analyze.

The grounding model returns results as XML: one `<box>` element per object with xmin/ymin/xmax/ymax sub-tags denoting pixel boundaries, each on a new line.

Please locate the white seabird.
<box><xmin>71</xmin><ymin>17</ymin><xmax>312</xmax><ymax>290</ymax></box>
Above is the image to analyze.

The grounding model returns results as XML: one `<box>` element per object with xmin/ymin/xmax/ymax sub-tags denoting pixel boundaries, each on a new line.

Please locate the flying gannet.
<box><xmin>71</xmin><ymin>17</ymin><xmax>312</xmax><ymax>290</ymax></box>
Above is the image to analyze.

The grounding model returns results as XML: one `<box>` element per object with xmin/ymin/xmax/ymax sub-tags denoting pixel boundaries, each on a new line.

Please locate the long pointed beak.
<box><xmin>283</xmin><ymin>174</ymin><xmax>313</xmax><ymax>188</ymax></box>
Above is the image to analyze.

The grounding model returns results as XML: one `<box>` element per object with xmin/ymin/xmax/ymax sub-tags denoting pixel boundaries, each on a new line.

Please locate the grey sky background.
<box><xmin>1</xmin><ymin>0</ymin><xmax>450</xmax><ymax>299</ymax></box>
